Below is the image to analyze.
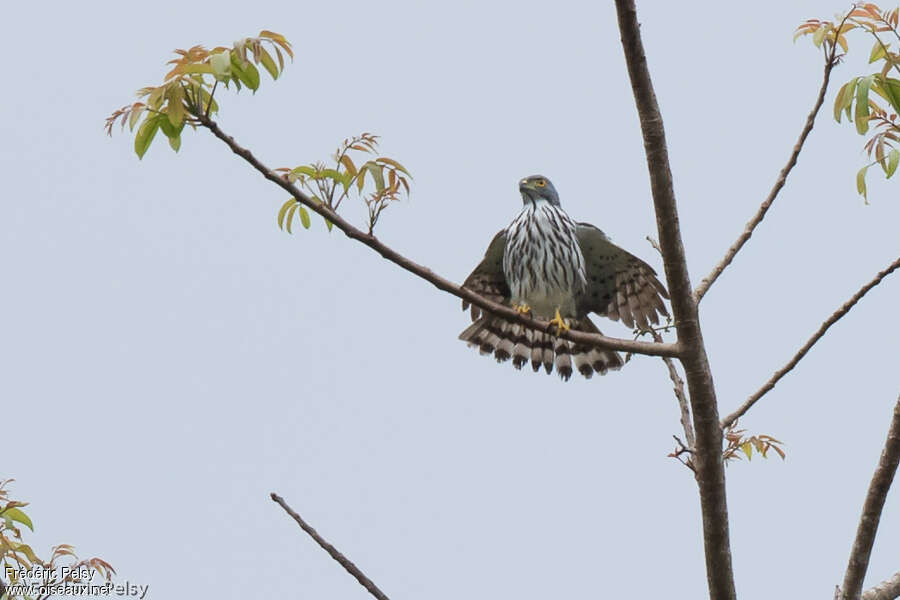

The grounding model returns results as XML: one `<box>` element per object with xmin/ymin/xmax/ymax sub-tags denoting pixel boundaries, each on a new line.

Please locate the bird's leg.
<box><xmin>513</xmin><ymin>303</ymin><xmax>532</xmax><ymax>315</ymax></box>
<box><xmin>548</xmin><ymin>308</ymin><xmax>570</xmax><ymax>335</ymax></box>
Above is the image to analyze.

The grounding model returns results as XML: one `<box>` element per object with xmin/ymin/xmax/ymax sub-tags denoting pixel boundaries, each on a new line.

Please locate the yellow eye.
<box><xmin>535</xmin><ymin>179</ymin><xmax>546</xmax><ymax>187</ymax></box>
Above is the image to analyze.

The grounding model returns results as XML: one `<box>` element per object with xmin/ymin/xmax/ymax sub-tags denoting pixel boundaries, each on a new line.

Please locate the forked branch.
<box><xmin>271</xmin><ymin>493</ymin><xmax>390</xmax><ymax>600</ymax></box>
<box><xmin>194</xmin><ymin>113</ymin><xmax>680</xmax><ymax>358</ymax></box>
<box><xmin>722</xmin><ymin>256</ymin><xmax>900</xmax><ymax>429</ymax></box>
<box><xmin>840</xmin><ymin>394</ymin><xmax>900</xmax><ymax>600</ymax></box>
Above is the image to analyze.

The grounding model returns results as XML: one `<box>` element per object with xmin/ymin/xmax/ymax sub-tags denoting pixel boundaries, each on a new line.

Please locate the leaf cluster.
<box><xmin>0</xmin><ymin>479</ymin><xmax>114</xmax><ymax>599</ymax></box>
<box><xmin>104</xmin><ymin>31</ymin><xmax>293</xmax><ymax>158</ymax></box>
<box><xmin>274</xmin><ymin>134</ymin><xmax>412</xmax><ymax>234</ymax></box>
<box><xmin>797</xmin><ymin>3</ymin><xmax>900</xmax><ymax>200</ymax></box>
<box><xmin>722</xmin><ymin>426</ymin><xmax>786</xmax><ymax>463</ymax></box>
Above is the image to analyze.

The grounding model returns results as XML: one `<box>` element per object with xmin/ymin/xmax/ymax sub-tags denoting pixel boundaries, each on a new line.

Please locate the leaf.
<box><xmin>3</xmin><ymin>508</ymin><xmax>33</xmax><ymax>532</ymax></box>
<box><xmin>277</xmin><ymin>198</ymin><xmax>296</xmax><ymax>229</ymax></box>
<box><xmin>375</xmin><ymin>156</ymin><xmax>411</xmax><ymax>176</ymax></box>
<box><xmin>857</xmin><ymin>164</ymin><xmax>870</xmax><ymax>200</ymax></box>
<box><xmin>291</xmin><ymin>165</ymin><xmax>316</xmax><ymax>177</ymax></box>
<box><xmin>230</xmin><ymin>52</ymin><xmax>260</xmax><ymax>91</ymax></box>
<box><xmin>740</xmin><ymin>441</ymin><xmax>752</xmax><ymax>460</ymax></box>
<box><xmin>870</xmin><ymin>40</ymin><xmax>888</xmax><ymax>63</ymax></box>
<box><xmin>339</xmin><ymin>154</ymin><xmax>357</xmax><ymax>178</ymax></box>
<box><xmin>168</xmin><ymin>134</ymin><xmax>181</xmax><ymax>152</ymax></box>
<box><xmin>134</xmin><ymin>115</ymin><xmax>161</xmax><ymax>159</ymax></box>
<box><xmin>812</xmin><ymin>24</ymin><xmax>827</xmax><ymax>48</ymax></box>
<box><xmin>9</xmin><ymin>542</ymin><xmax>40</xmax><ymax>565</ymax></box>
<box><xmin>366</xmin><ymin>162</ymin><xmax>385</xmax><ymax>191</ymax></box>
<box><xmin>878</xmin><ymin>77</ymin><xmax>900</xmax><ymax>114</ymax></box>
<box><xmin>298</xmin><ymin>206</ymin><xmax>311</xmax><ymax>229</ymax></box>
<box><xmin>319</xmin><ymin>168</ymin><xmax>343</xmax><ymax>181</ymax></box>
<box><xmin>887</xmin><ymin>148</ymin><xmax>899</xmax><ymax>178</ymax></box>
<box><xmin>166</xmin><ymin>85</ymin><xmax>186</xmax><ymax>127</ymax></box>
<box><xmin>128</xmin><ymin>104</ymin><xmax>146</xmax><ymax>131</ymax></box>
<box><xmin>259</xmin><ymin>47</ymin><xmax>278</xmax><ymax>80</ymax></box>
<box><xmin>323</xmin><ymin>216</ymin><xmax>333</xmax><ymax>232</ymax></box>
<box><xmin>856</xmin><ymin>75</ymin><xmax>874</xmax><ymax>134</ymax></box>
<box><xmin>285</xmin><ymin>204</ymin><xmax>297</xmax><ymax>234</ymax></box>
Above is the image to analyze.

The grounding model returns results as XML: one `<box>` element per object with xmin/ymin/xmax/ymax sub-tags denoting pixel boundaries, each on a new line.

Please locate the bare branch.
<box><xmin>614</xmin><ymin>2</ymin><xmax>735</xmax><ymax>598</ymax></box>
<box><xmin>652</xmin><ymin>330</ymin><xmax>695</xmax><ymax>451</ymax></box>
<box><xmin>271</xmin><ymin>492</ymin><xmax>390</xmax><ymax>600</ymax></box>
<box><xmin>722</xmin><ymin>256</ymin><xmax>900</xmax><ymax>429</ymax></box>
<box><xmin>193</xmin><ymin>113</ymin><xmax>680</xmax><ymax>358</ymax></box>
<box><xmin>863</xmin><ymin>570</ymin><xmax>900</xmax><ymax>600</ymax></box>
<box><xmin>840</xmin><ymin>394</ymin><xmax>900</xmax><ymax>600</ymax></box>
<box><xmin>693</xmin><ymin>27</ymin><xmax>844</xmax><ymax>303</ymax></box>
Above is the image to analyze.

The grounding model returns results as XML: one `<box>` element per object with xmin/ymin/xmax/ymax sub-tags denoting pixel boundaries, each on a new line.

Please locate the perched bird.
<box><xmin>459</xmin><ymin>175</ymin><xmax>669</xmax><ymax>380</ymax></box>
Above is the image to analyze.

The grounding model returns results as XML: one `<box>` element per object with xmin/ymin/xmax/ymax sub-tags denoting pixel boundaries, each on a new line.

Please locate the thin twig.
<box><xmin>840</xmin><ymin>394</ymin><xmax>900</xmax><ymax>600</ymax></box>
<box><xmin>193</xmin><ymin>112</ymin><xmax>681</xmax><ymax>358</ymax></box>
<box><xmin>863</xmin><ymin>570</ymin><xmax>900</xmax><ymax>600</ymax></box>
<box><xmin>271</xmin><ymin>493</ymin><xmax>390</xmax><ymax>600</ymax></box>
<box><xmin>651</xmin><ymin>330</ymin><xmax>695</xmax><ymax>451</ymax></box>
<box><xmin>693</xmin><ymin>17</ymin><xmax>847</xmax><ymax>303</ymax></box>
<box><xmin>722</xmin><ymin>256</ymin><xmax>900</xmax><ymax>429</ymax></box>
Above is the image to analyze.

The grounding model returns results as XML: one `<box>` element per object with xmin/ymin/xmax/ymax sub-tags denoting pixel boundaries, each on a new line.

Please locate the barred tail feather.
<box><xmin>458</xmin><ymin>315</ymin><xmax>623</xmax><ymax>380</ymax></box>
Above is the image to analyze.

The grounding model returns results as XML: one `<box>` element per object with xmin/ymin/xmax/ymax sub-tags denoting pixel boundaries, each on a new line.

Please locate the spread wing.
<box><xmin>575</xmin><ymin>223</ymin><xmax>669</xmax><ymax>330</ymax></box>
<box><xmin>460</xmin><ymin>230</ymin><xmax>509</xmax><ymax>321</ymax></box>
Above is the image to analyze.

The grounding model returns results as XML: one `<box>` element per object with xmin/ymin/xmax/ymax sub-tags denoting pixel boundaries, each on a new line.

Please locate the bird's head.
<box><xmin>519</xmin><ymin>175</ymin><xmax>560</xmax><ymax>206</ymax></box>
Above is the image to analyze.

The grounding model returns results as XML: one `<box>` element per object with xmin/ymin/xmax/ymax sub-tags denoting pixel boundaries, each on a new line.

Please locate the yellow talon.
<box><xmin>549</xmin><ymin>308</ymin><xmax>570</xmax><ymax>335</ymax></box>
<box><xmin>514</xmin><ymin>303</ymin><xmax>532</xmax><ymax>315</ymax></box>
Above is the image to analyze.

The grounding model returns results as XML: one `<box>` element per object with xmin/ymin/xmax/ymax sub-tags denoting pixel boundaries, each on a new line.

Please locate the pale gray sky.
<box><xmin>4</xmin><ymin>1</ymin><xmax>900</xmax><ymax>598</ymax></box>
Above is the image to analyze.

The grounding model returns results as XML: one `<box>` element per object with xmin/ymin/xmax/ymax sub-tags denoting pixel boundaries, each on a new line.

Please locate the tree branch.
<box><xmin>721</xmin><ymin>256</ymin><xmax>900</xmax><ymax>429</ymax></box>
<box><xmin>693</xmin><ymin>32</ymin><xmax>842</xmax><ymax>303</ymax></box>
<box><xmin>863</xmin><ymin>570</ymin><xmax>900</xmax><ymax>600</ymax></box>
<box><xmin>614</xmin><ymin>2</ymin><xmax>735</xmax><ymax>599</ymax></box>
<box><xmin>193</xmin><ymin>113</ymin><xmax>680</xmax><ymax>359</ymax></box>
<box><xmin>840</xmin><ymin>394</ymin><xmax>900</xmax><ymax>600</ymax></box>
<box><xmin>652</xmin><ymin>330</ymin><xmax>695</xmax><ymax>451</ymax></box>
<box><xmin>271</xmin><ymin>492</ymin><xmax>390</xmax><ymax>600</ymax></box>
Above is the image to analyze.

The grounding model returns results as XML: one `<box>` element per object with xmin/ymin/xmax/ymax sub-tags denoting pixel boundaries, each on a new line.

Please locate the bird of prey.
<box><xmin>459</xmin><ymin>175</ymin><xmax>669</xmax><ymax>380</ymax></box>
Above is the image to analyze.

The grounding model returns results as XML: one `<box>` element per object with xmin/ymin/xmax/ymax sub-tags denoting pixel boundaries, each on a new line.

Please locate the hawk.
<box><xmin>459</xmin><ymin>175</ymin><xmax>670</xmax><ymax>380</ymax></box>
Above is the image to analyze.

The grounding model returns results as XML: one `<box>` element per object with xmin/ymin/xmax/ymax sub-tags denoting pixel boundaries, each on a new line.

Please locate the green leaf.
<box><xmin>323</xmin><ymin>216</ymin><xmax>333</xmax><ymax>231</ymax></box>
<box><xmin>3</xmin><ymin>508</ymin><xmax>33</xmax><ymax>532</ymax></box>
<box><xmin>158</xmin><ymin>116</ymin><xmax>185</xmax><ymax>140</ymax></box>
<box><xmin>277</xmin><ymin>198</ymin><xmax>296</xmax><ymax>229</ymax></box>
<box><xmin>887</xmin><ymin>148</ymin><xmax>899</xmax><ymax>178</ymax></box>
<box><xmin>230</xmin><ymin>53</ymin><xmax>260</xmax><ymax>91</ymax></box>
<box><xmin>259</xmin><ymin>47</ymin><xmax>279</xmax><ymax>80</ymax></box>
<box><xmin>291</xmin><ymin>165</ymin><xmax>316</xmax><ymax>177</ymax></box>
<box><xmin>855</xmin><ymin>75</ymin><xmax>874</xmax><ymax>135</ymax></box>
<box><xmin>285</xmin><ymin>204</ymin><xmax>297</xmax><ymax>234</ymax></box>
<box><xmin>834</xmin><ymin>79</ymin><xmax>856</xmax><ymax>123</ymax></box>
<box><xmin>740</xmin><ymin>442</ymin><xmax>753</xmax><ymax>461</ymax></box>
<box><xmin>168</xmin><ymin>134</ymin><xmax>181</xmax><ymax>152</ymax></box>
<box><xmin>812</xmin><ymin>24</ymin><xmax>827</xmax><ymax>48</ymax></box>
<box><xmin>857</xmin><ymin>164</ymin><xmax>870</xmax><ymax>200</ymax></box>
<box><xmin>166</xmin><ymin>85</ymin><xmax>186</xmax><ymax>127</ymax></box>
<box><xmin>134</xmin><ymin>115</ymin><xmax>161</xmax><ymax>159</ymax></box>
<box><xmin>298</xmin><ymin>206</ymin><xmax>311</xmax><ymax>229</ymax></box>
<box><xmin>869</xmin><ymin>40</ymin><xmax>888</xmax><ymax>63</ymax></box>
<box><xmin>877</xmin><ymin>77</ymin><xmax>900</xmax><ymax>114</ymax></box>
<box><xmin>319</xmin><ymin>168</ymin><xmax>343</xmax><ymax>181</ymax></box>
